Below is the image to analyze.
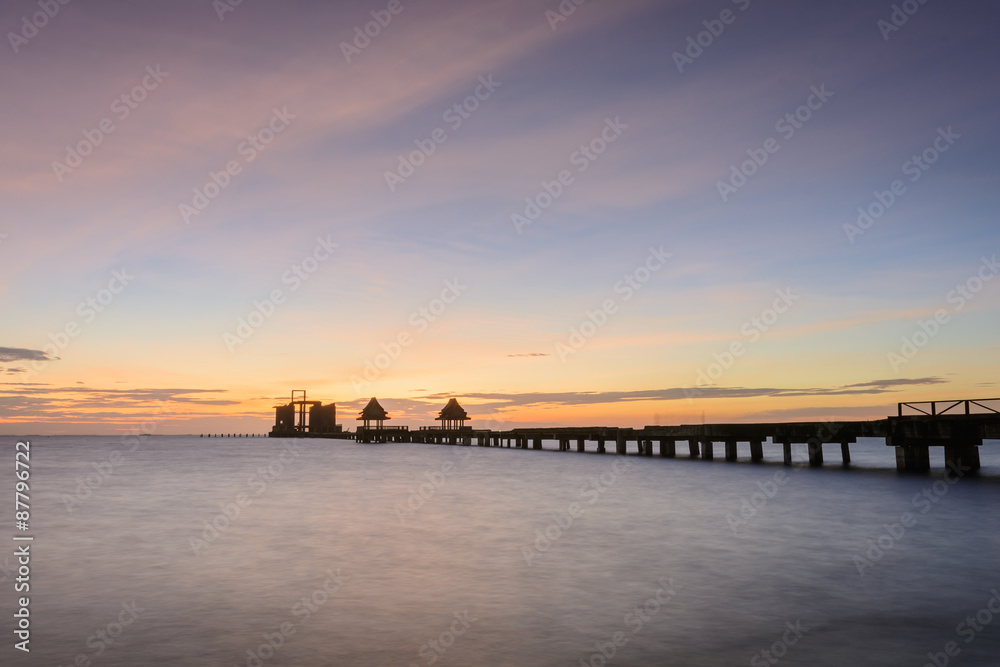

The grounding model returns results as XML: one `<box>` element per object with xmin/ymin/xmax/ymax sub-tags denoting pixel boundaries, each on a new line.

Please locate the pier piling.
<box><xmin>688</xmin><ymin>440</ymin><xmax>699</xmax><ymax>457</ymax></box>
<box><xmin>808</xmin><ymin>441</ymin><xmax>824</xmax><ymax>467</ymax></box>
<box><xmin>895</xmin><ymin>445</ymin><xmax>930</xmax><ymax>472</ymax></box>
<box><xmin>661</xmin><ymin>439</ymin><xmax>675</xmax><ymax>458</ymax></box>
<box><xmin>944</xmin><ymin>444</ymin><xmax>980</xmax><ymax>472</ymax></box>
<box><xmin>724</xmin><ymin>440</ymin><xmax>737</xmax><ymax>461</ymax></box>
<box><xmin>702</xmin><ymin>440</ymin><xmax>714</xmax><ymax>460</ymax></box>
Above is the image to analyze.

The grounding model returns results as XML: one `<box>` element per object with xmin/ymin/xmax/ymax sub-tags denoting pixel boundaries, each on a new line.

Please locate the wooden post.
<box><xmin>644</xmin><ymin>440</ymin><xmax>653</xmax><ymax>457</ymax></box>
<box><xmin>840</xmin><ymin>441</ymin><xmax>851</xmax><ymax>465</ymax></box>
<box><xmin>533</xmin><ymin>438</ymin><xmax>542</xmax><ymax>450</ymax></box>
<box><xmin>702</xmin><ymin>440</ymin><xmax>714</xmax><ymax>460</ymax></box>
<box><xmin>750</xmin><ymin>441</ymin><xmax>763</xmax><ymax>462</ymax></box>
<box><xmin>597</xmin><ymin>439</ymin><xmax>606</xmax><ymax>453</ymax></box>
<box><xmin>616</xmin><ymin>432</ymin><xmax>626</xmax><ymax>455</ymax></box>
<box><xmin>782</xmin><ymin>440</ymin><xmax>792</xmax><ymax>465</ymax></box>
<box><xmin>688</xmin><ymin>439</ymin><xmax>699</xmax><ymax>457</ymax></box>
<box><xmin>577</xmin><ymin>439</ymin><xmax>585</xmax><ymax>453</ymax></box>
<box><xmin>944</xmin><ymin>444</ymin><xmax>981</xmax><ymax>472</ymax></box>
<box><xmin>808</xmin><ymin>441</ymin><xmax>824</xmax><ymax>467</ymax></box>
<box><xmin>895</xmin><ymin>445</ymin><xmax>930</xmax><ymax>472</ymax></box>
<box><xmin>661</xmin><ymin>439</ymin><xmax>675</xmax><ymax>458</ymax></box>
<box><xmin>724</xmin><ymin>440</ymin><xmax>737</xmax><ymax>461</ymax></box>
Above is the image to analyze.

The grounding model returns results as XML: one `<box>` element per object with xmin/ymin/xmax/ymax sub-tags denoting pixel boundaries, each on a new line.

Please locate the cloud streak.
<box><xmin>0</xmin><ymin>347</ymin><xmax>54</xmax><ymax>363</ymax></box>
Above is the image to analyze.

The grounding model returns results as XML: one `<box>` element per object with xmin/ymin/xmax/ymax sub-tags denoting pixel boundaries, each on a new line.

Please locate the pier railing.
<box><xmin>898</xmin><ymin>399</ymin><xmax>1000</xmax><ymax>417</ymax></box>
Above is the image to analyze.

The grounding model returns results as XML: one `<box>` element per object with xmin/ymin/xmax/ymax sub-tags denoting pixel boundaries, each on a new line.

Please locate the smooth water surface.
<box><xmin>2</xmin><ymin>435</ymin><xmax>999</xmax><ymax>666</ymax></box>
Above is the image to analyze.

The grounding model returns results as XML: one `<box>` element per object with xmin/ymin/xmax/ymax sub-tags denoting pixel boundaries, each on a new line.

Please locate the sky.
<box><xmin>1</xmin><ymin>0</ymin><xmax>998</xmax><ymax>435</ymax></box>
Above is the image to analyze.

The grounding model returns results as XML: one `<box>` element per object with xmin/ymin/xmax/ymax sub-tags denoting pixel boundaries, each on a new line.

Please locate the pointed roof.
<box><xmin>357</xmin><ymin>397</ymin><xmax>389</xmax><ymax>420</ymax></box>
<box><xmin>436</xmin><ymin>398</ymin><xmax>469</xmax><ymax>421</ymax></box>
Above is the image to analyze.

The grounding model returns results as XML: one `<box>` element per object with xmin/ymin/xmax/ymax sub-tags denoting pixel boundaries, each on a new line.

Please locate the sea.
<box><xmin>2</xmin><ymin>435</ymin><xmax>999</xmax><ymax>666</ymax></box>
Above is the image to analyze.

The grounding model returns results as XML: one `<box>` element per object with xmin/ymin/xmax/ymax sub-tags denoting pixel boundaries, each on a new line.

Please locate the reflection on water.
<box><xmin>2</xmin><ymin>436</ymin><xmax>999</xmax><ymax>666</ymax></box>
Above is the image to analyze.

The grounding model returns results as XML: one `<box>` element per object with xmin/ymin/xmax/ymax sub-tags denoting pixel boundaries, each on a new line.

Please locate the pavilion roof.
<box><xmin>357</xmin><ymin>397</ymin><xmax>389</xmax><ymax>420</ymax></box>
<box><xmin>436</xmin><ymin>398</ymin><xmax>469</xmax><ymax>421</ymax></box>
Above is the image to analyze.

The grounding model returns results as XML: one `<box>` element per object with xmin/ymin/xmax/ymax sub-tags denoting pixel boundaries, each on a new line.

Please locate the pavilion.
<box><xmin>357</xmin><ymin>397</ymin><xmax>390</xmax><ymax>429</ymax></box>
<box><xmin>436</xmin><ymin>398</ymin><xmax>470</xmax><ymax>430</ymax></box>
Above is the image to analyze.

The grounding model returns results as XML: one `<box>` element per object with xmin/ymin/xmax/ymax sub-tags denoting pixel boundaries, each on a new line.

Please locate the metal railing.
<box><xmin>898</xmin><ymin>399</ymin><xmax>1000</xmax><ymax>417</ymax></box>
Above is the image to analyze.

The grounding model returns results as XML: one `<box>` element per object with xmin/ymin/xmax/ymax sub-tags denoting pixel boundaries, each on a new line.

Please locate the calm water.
<box><xmin>2</xmin><ymin>435</ymin><xmax>999</xmax><ymax>666</ymax></box>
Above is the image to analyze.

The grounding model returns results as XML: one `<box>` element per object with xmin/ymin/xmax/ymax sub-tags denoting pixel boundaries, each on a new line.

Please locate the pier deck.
<box><xmin>270</xmin><ymin>399</ymin><xmax>1000</xmax><ymax>472</ymax></box>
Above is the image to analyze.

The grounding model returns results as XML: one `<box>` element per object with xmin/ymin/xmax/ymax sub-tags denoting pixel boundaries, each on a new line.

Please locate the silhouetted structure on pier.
<box><xmin>358</xmin><ymin>397</ymin><xmax>389</xmax><ymax>429</ymax></box>
<box><xmin>270</xmin><ymin>390</ymin><xmax>340</xmax><ymax>436</ymax></box>
<box><xmin>267</xmin><ymin>393</ymin><xmax>999</xmax><ymax>473</ymax></box>
<box><xmin>436</xmin><ymin>398</ymin><xmax>469</xmax><ymax>430</ymax></box>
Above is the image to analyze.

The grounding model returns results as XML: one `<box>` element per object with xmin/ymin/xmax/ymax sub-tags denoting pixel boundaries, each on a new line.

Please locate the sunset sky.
<box><xmin>2</xmin><ymin>0</ymin><xmax>998</xmax><ymax>434</ymax></box>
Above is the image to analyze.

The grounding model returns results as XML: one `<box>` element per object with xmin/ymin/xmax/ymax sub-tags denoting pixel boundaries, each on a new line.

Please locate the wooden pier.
<box><xmin>268</xmin><ymin>395</ymin><xmax>1000</xmax><ymax>473</ymax></box>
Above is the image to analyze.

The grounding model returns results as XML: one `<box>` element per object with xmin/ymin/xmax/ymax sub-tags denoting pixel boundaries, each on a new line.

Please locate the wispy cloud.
<box><xmin>0</xmin><ymin>385</ymin><xmax>239</xmax><ymax>424</ymax></box>
<box><xmin>0</xmin><ymin>347</ymin><xmax>54</xmax><ymax>363</ymax></box>
<box><xmin>401</xmin><ymin>377</ymin><xmax>948</xmax><ymax>412</ymax></box>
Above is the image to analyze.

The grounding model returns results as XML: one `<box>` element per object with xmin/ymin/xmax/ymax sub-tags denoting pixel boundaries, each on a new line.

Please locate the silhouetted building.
<box><xmin>270</xmin><ymin>390</ymin><xmax>340</xmax><ymax>436</ymax></box>
<box><xmin>358</xmin><ymin>397</ymin><xmax>390</xmax><ymax>429</ymax></box>
<box><xmin>274</xmin><ymin>403</ymin><xmax>296</xmax><ymax>433</ymax></box>
<box><xmin>310</xmin><ymin>403</ymin><xmax>337</xmax><ymax>434</ymax></box>
<box><xmin>436</xmin><ymin>398</ymin><xmax>470</xmax><ymax>430</ymax></box>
